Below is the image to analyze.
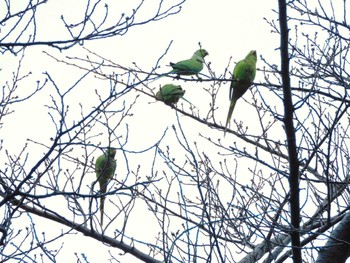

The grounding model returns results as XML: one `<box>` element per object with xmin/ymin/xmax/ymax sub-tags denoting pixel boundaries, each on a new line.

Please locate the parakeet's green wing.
<box><xmin>170</xmin><ymin>60</ymin><xmax>203</xmax><ymax>75</ymax></box>
<box><xmin>169</xmin><ymin>49</ymin><xmax>209</xmax><ymax>76</ymax></box>
<box><xmin>233</xmin><ymin>59</ymin><xmax>256</xmax><ymax>83</ymax></box>
<box><xmin>229</xmin><ymin>59</ymin><xmax>256</xmax><ymax>100</ymax></box>
<box><xmin>95</xmin><ymin>148</ymin><xmax>116</xmax><ymax>226</ymax></box>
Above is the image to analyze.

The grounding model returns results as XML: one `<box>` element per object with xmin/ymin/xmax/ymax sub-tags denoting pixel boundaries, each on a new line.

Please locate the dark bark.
<box><xmin>278</xmin><ymin>0</ymin><xmax>302</xmax><ymax>262</ymax></box>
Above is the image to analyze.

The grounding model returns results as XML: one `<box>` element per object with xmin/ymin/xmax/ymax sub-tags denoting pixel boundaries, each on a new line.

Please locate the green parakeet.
<box><xmin>95</xmin><ymin>147</ymin><xmax>116</xmax><ymax>226</ymax></box>
<box><xmin>169</xmin><ymin>49</ymin><xmax>209</xmax><ymax>76</ymax></box>
<box><xmin>225</xmin><ymin>50</ymin><xmax>257</xmax><ymax>132</ymax></box>
<box><xmin>156</xmin><ymin>84</ymin><xmax>194</xmax><ymax>106</ymax></box>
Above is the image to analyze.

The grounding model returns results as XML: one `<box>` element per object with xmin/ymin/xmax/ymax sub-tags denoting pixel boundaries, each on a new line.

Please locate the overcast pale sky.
<box><xmin>1</xmin><ymin>1</ymin><xmax>280</xmax><ymax>262</ymax></box>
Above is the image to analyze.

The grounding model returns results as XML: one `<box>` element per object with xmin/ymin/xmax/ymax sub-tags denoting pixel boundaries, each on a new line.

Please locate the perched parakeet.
<box><xmin>95</xmin><ymin>147</ymin><xmax>116</xmax><ymax>226</ymax></box>
<box><xmin>169</xmin><ymin>49</ymin><xmax>209</xmax><ymax>76</ymax></box>
<box><xmin>225</xmin><ymin>50</ymin><xmax>257</xmax><ymax>132</ymax></box>
<box><xmin>156</xmin><ymin>84</ymin><xmax>194</xmax><ymax>106</ymax></box>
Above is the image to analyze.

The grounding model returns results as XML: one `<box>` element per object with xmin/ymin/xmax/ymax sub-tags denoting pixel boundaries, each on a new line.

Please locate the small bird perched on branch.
<box><xmin>156</xmin><ymin>84</ymin><xmax>194</xmax><ymax>106</ymax></box>
<box><xmin>225</xmin><ymin>50</ymin><xmax>257</xmax><ymax>133</ymax></box>
<box><xmin>95</xmin><ymin>147</ymin><xmax>117</xmax><ymax>226</ymax></box>
<box><xmin>168</xmin><ymin>49</ymin><xmax>209</xmax><ymax>77</ymax></box>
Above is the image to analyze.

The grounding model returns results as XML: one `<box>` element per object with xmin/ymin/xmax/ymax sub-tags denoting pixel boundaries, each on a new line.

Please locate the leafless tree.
<box><xmin>1</xmin><ymin>0</ymin><xmax>350</xmax><ymax>263</ymax></box>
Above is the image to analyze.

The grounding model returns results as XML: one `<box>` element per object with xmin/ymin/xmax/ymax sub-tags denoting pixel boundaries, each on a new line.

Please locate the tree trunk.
<box><xmin>316</xmin><ymin>212</ymin><xmax>350</xmax><ymax>263</ymax></box>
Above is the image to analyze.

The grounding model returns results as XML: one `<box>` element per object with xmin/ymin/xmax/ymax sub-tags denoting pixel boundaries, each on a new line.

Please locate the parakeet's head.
<box><xmin>246</xmin><ymin>50</ymin><xmax>257</xmax><ymax>61</ymax></box>
<box><xmin>194</xmin><ymin>49</ymin><xmax>209</xmax><ymax>58</ymax></box>
<box><xmin>106</xmin><ymin>148</ymin><xmax>117</xmax><ymax>158</ymax></box>
<box><xmin>156</xmin><ymin>89</ymin><xmax>164</xmax><ymax>100</ymax></box>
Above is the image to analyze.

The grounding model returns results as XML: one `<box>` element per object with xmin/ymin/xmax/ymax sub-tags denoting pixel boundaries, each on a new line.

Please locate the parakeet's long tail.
<box><xmin>224</xmin><ymin>99</ymin><xmax>237</xmax><ymax>134</ymax></box>
<box><xmin>147</xmin><ymin>71</ymin><xmax>174</xmax><ymax>84</ymax></box>
<box><xmin>99</xmin><ymin>183</ymin><xmax>108</xmax><ymax>226</ymax></box>
<box><xmin>180</xmin><ymin>97</ymin><xmax>197</xmax><ymax>108</ymax></box>
<box><xmin>100</xmin><ymin>196</ymin><xmax>105</xmax><ymax>226</ymax></box>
